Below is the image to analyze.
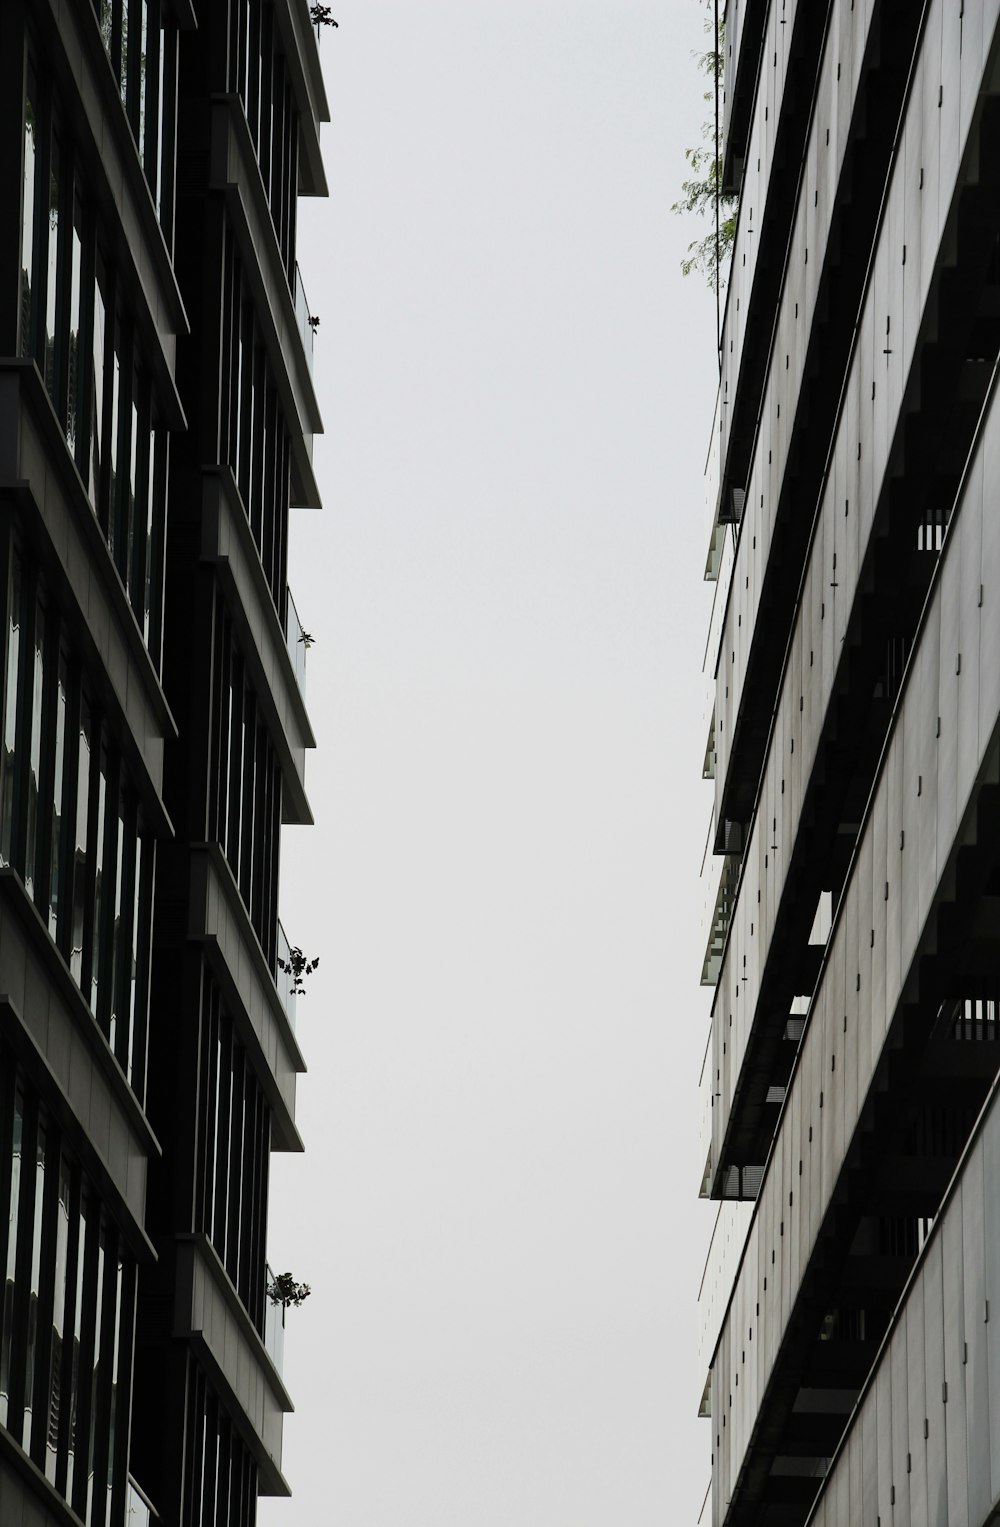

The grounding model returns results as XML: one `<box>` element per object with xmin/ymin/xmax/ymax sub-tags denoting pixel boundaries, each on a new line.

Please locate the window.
<box><xmin>19</xmin><ymin>50</ymin><xmax>168</xmax><ymax>663</ymax></box>
<box><xmin>209</xmin><ymin>596</ymin><xmax>282</xmax><ymax>962</ymax></box>
<box><xmin>0</xmin><ymin>1063</ymin><xmax>134</xmax><ymax>1521</ymax></box>
<box><xmin>230</xmin><ymin>0</ymin><xmax>300</xmax><ymax>280</ymax></box>
<box><xmin>68</xmin><ymin>192</ymin><xmax>86</xmax><ymax>455</ymax></box>
<box><xmin>0</xmin><ymin>550</ymin><xmax>23</xmax><ymax>866</ymax></box>
<box><xmin>24</xmin><ymin>593</ymin><xmax>46</xmax><ymax>903</ymax></box>
<box><xmin>193</xmin><ymin>980</ymin><xmax>272</xmax><ymax>1316</ymax></box>
<box><xmin>20</xmin><ymin>62</ymin><xmax>38</xmax><ymax>359</ymax></box>
<box><xmin>183</xmin><ymin>1358</ymin><xmax>259</xmax><ymax>1527</ymax></box>
<box><xmin>220</xmin><ymin>228</ymin><xmax>290</xmax><ymax>614</ymax></box>
<box><xmin>0</xmin><ymin>540</ymin><xmax>154</xmax><ymax>1099</ymax></box>
<box><xmin>44</xmin><ymin>124</ymin><xmax>62</xmax><ymax>404</ymax></box>
<box><xmin>93</xmin><ymin>0</ymin><xmax>176</xmax><ymax>238</ymax></box>
<box><xmin>90</xmin><ymin>252</ymin><xmax>108</xmax><ymax>507</ymax></box>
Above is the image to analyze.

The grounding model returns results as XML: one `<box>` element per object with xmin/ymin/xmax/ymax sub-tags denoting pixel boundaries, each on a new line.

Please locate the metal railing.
<box><xmin>285</xmin><ymin>586</ymin><xmax>309</xmax><ymax>698</ymax></box>
<box><xmin>293</xmin><ymin>262</ymin><xmax>315</xmax><ymax>374</ymax></box>
<box><xmin>275</xmin><ymin>918</ymin><xmax>297</xmax><ymax>1031</ymax></box>
<box><xmin>263</xmin><ymin>1262</ymin><xmax>286</xmax><ymax>1376</ymax></box>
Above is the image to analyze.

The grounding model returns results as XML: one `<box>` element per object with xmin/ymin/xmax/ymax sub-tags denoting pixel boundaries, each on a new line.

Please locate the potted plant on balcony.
<box><xmin>266</xmin><ymin>1271</ymin><xmax>312</xmax><ymax>1309</ymax></box>
<box><xmin>277</xmin><ymin>945</ymin><xmax>320</xmax><ymax>996</ymax></box>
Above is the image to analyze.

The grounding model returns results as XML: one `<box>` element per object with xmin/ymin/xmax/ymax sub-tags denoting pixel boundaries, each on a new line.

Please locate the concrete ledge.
<box><xmin>187</xmin><ymin>843</ymin><xmax>306</xmax><ymax>1154</ymax></box>
<box><xmin>174</xmin><ymin>1235</ymin><xmax>292</xmax><ymax>1498</ymax></box>
<box><xmin>201</xmin><ymin>469</ymin><xmax>314</xmax><ymax>827</ymax></box>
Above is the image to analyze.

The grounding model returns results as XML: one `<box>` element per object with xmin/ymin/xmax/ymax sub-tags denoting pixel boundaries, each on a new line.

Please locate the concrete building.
<box><xmin>698</xmin><ymin>2</ymin><xmax>1000</xmax><ymax>1523</ymax></box>
<box><xmin>0</xmin><ymin>1</ymin><xmax>325</xmax><ymax>1522</ymax></box>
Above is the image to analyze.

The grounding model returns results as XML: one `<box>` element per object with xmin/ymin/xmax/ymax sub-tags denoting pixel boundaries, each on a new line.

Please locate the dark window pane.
<box><xmin>25</xmin><ymin>598</ymin><xmax>46</xmax><ymax>903</ymax></box>
<box><xmin>89</xmin><ymin>259</ymin><xmax>107</xmax><ymax>509</ymax></box>
<box><xmin>45</xmin><ymin>131</ymin><xmax>61</xmax><ymax>402</ymax></box>
<box><xmin>109</xmin><ymin>799</ymin><xmax>126</xmax><ymax>1057</ymax></box>
<box><xmin>65</xmin><ymin>1186</ymin><xmax>87</xmax><ymax>1503</ymax></box>
<box><xmin>1</xmin><ymin>552</ymin><xmax>23</xmax><ymax>866</ymax></box>
<box><xmin>20</xmin><ymin>67</ymin><xmax>38</xmax><ymax>359</ymax></box>
<box><xmin>71</xmin><ymin>699</ymin><xmax>92</xmax><ymax>983</ymax></box>
<box><xmin>50</xmin><ymin>655</ymin><xmax>68</xmax><ymax>943</ymax></box>
<box><xmin>44</xmin><ymin>1153</ymin><xmax>71</xmax><ymax>1484</ymax></box>
<box><xmin>68</xmin><ymin>194</ymin><xmax>85</xmax><ymax>457</ymax></box>
<box><xmin>90</xmin><ymin>747</ymin><xmax>108</xmax><ymax>1015</ymax></box>
<box><xmin>0</xmin><ymin>1089</ymin><xmax>24</xmax><ymax>1426</ymax></box>
<box><xmin>23</xmin><ymin>1118</ymin><xmax>46</xmax><ymax>1450</ymax></box>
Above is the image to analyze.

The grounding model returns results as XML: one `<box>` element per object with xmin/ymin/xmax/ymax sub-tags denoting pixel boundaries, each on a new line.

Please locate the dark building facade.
<box><xmin>698</xmin><ymin>1</ymin><xmax>1000</xmax><ymax>1524</ymax></box>
<box><xmin>0</xmin><ymin>1</ymin><xmax>325</xmax><ymax>1523</ymax></box>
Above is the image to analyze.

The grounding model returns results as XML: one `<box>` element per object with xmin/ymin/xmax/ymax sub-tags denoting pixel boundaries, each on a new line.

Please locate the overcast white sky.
<box><xmin>262</xmin><ymin>4</ymin><xmax>720</xmax><ymax>1523</ymax></box>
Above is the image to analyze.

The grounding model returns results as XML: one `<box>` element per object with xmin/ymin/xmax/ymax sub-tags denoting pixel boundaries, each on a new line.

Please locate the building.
<box><xmin>698</xmin><ymin>2</ymin><xmax>1000</xmax><ymax>1523</ymax></box>
<box><xmin>0</xmin><ymin>0</ymin><xmax>326</xmax><ymax>1523</ymax></box>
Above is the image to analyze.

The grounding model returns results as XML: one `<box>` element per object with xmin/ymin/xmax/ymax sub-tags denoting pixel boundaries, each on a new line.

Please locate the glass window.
<box><xmin>45</xmin><ymin>128</ymin><xmax>61</xmax><ymax>403</ymax></box>
<box><xmin>109</xmin><ymin>798</ymin><xmax>126</xmax><ymax>1058</ymax></box>
<box><xmin>89</xmin><ymin>257</ymin><xmax>107</xmax><ymax>509</ymax></box>
<box><xmin>90</xmin><ymin>746</ymin><xmax>108</xmax><ymax>1015</ymax></box>
<box><xmin>66</xmin><ymin>1186</ymin><xmax>87</xmax><ymax>1503</ymax></box>
<box><xmin>119</xmin><ymin>0</ymin><xmax>130</xmax><ymax>109</ymax></box>
<box><xmin>45</xmin><ymin>1155</ymin><xmax>71</xmax><ymax>1484</ymax></box>
<box><xmin>127</xmin><ymin>833</ymin><xmax>143</xmax><ymax>1086</ymax></box>
<box><xmin>138</xmin><ymin>0</ymin><xmax>149</xmax><ymax>161</ymax></box>
<box><xmin>105</xmin><ymin>1257</ymin><xmax>123</xmax><ymax>1512</ymax></box>
<box><xmin>144</xmin><ymin>429</ymin><xmax>165</xmax><ymax>650</ymax></box>
<box><xmin>125</xmin><ymin>392</ymin><xmax>139</xmax><ymax>590</ymax></box>
<box><xmin>25</xmin><ymin>597</ymin><xmax>46</xmax><ymax>903</ymax></box>
<box><xmin>68</xmin><ymin>193</ymin><xmax>85</xmax><ymax>458</ymax></box>
<box><xmin>1</xmin><ymin>551</ymin><xmax>23</xmax><ymax>865</ymax></box>
<box><xmin>0</xmin><ymin>1089</ymin><xmax>24</xmax><ymax>1426</ymax></box>
<box><xmin>85</xmin><ymin>1225</ymin><xmax>107</xmax><ymax>1525</ymax></box>
<box><xmin>107</xmin><ymin>325</ymin><xmax>121</xmax><ymax>547</ymax></box>
<box><xmin>20</xmin><ymin>63</ymin><xmax>38</xmax><ymax>359</ymax></box>
<box><xmin>155</xmin><ymin>26</ymin><xmax>167</xmax><ymax>223</ymax></box>
<box><xmin>49</xmin><ymin>655</ymin><xmax>68</xmax><ymax>943</ymax></box>
<box><xmin>24</xmin><ymin>1118</ymin><xmax>46</xmax><ymax>1451</ymax></box>
<box><xmin>71</xmin><ymin>698</ymin><xmax>92</xmax><ymax>983</ymax></box>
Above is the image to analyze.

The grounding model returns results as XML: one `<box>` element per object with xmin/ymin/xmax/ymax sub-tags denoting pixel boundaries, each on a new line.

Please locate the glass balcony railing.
<box><xmin>126</xmin><ymin>1477</ymin><xmax>156</xmax><ymax>1527</ymax></box>
<box><xmin>293</xmin><ymin>262</ymin><xmax>316</xmax><ymax>374</ymax></box>
<box><xmin>285</xmin><ymin>587</ymin><xmax>309</xmax><ymax>697</ymax></box>
<box><xmin>275</xmin><ymin>918</ymin><xmax>297</xmax><ymax>1031</ymax></box>
<box><xmin>263</xmin><ymin>1262</ymin><xmax>286</xmax><ymax>1376</ymax></box>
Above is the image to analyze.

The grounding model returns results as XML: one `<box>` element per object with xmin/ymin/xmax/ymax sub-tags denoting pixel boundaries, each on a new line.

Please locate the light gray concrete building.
<box><xmin>698</xmin><ymin>1</ymin><xmax>1000</xmax><ymax>1522</ymax></box>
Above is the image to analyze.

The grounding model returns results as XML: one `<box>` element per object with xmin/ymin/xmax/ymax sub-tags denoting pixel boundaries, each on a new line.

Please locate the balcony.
<box><xmin>293</xmin><ymin>262</ymin><xmax>316</xmax><ymax>376</ymax></box>
<box><xmin>284</xmin><ymin>586</ymin><xmax>309</xmax><ymax>698</ymax></box>
<box><xmin>263</xmin><ymin>1262</ymin><xmax>287</xmax><ymax>1377</ymax></box>
<box><xmin>699</xmin><ymin>807</ymin><xmax>740</xmax><ymax>987</ymax></box>
<box><xmin>275</xmin><ymin>917</ymin><xmax>298</xmax><ymax>1032</ymax></box>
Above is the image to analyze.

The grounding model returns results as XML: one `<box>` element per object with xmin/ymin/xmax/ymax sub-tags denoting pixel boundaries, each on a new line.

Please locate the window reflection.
<box><xmin>50</xmin><ymin>654</ymin><xmax>68</xmax><ymax>943</ymax></box>
<box><xmin>46</xmin><ymin>1155</ymin><xmax>71</xmax><ymax>1483</ymax></box>
<box><xmin>1</xmin><ymin>552</ymin><xmax>23</xmax><ymax>866</ymax></box>
<box><xmin>90</xmin><ymin>744</ymin><xmax>108</xmax><ymax>1016</ymax></box>
<box><xmin>85</xmin><ymin>1226</ymin><xmax>107</xmax><ymax>1525</ymax></box>
<box><xmin>25</xmin><ymin>596</ymin><xmax>46</xmax><ymax>903</ymax></box>
<box><xmin>24</xmin><ymin>1119</ymin><xmax>47</xmax><ymax>1452</ymax></box>
<box><xmin>0</xmin><ymin>1089</ymin><xmax>24</xmax><ymax>1427</ymax></box>
<box><xmin>90</xmin><ymin>256</ymin><xmax>107</xmax><ymax>510</ymax></box>
<box><xmin>66</xmin><ymin>1187</ymin><xmax>87</xmax><ymax>1502</ymax></box>
<box><xmin>20</xmin><ymin>64</ymin><xmax>37</xmax><ymax>358</ymax></box>
<box><xmin>109</xmin><ymin>796</ymin><xmax>126</xmax><ymax>1057</ymax></box>
<box><xmin>71</xmin><ymin>697</ymin><xmax>91</xmax><ymax>983</ymax></box>
<box><xmin>45</xmin><ymin>127</ymin><xmax>61</xmax><ymax>402</ymax></box>
<box><xmin>68</xmin><ymin>193</ymin><xmax>85</xmax><ymax>456</ymax></box>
